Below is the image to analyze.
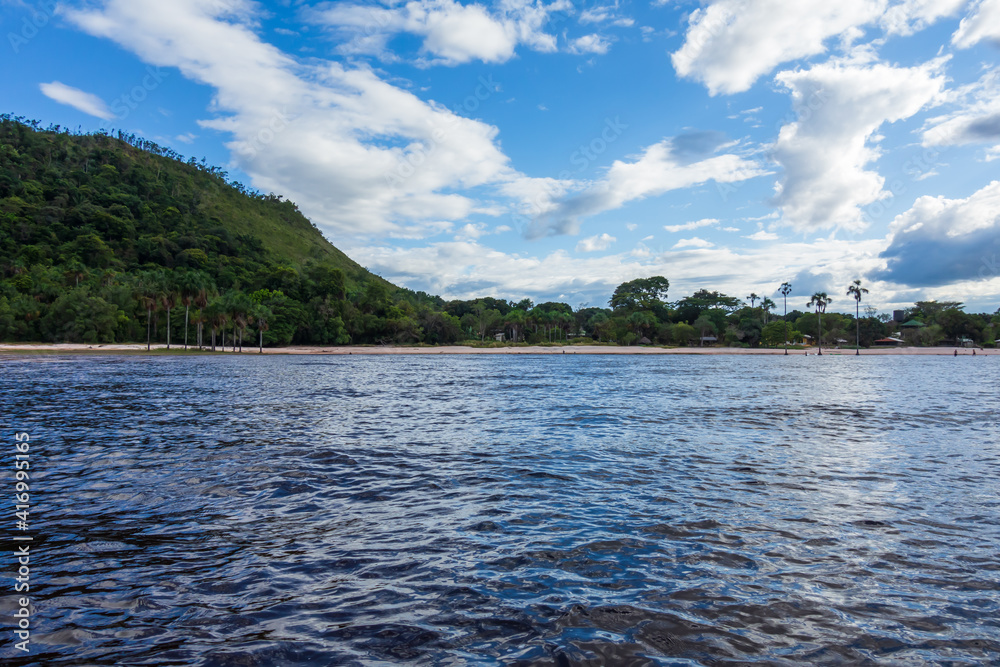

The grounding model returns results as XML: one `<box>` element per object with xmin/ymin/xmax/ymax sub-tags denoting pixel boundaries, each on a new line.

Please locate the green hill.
<box><xmin>0</xmin><ymin>115</ymin><xmax>460</xmax><ymax>346</ymax></box>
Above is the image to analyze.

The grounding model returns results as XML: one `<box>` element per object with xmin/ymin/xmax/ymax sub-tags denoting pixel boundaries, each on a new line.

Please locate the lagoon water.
<box><xmin>2</xmin><ymin>354</ymin><xmax>999</xmax><ymax>665</ymax></box>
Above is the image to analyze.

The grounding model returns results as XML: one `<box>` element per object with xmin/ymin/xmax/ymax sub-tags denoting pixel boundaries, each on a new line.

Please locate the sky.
<box><xmin>2</xmin><ymin>0</ymin><xmax>1000</xmax><ymax>314</ymax></box>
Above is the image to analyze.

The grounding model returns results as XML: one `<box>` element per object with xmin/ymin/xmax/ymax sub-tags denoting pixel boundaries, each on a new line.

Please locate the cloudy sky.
<box><xmin>3</xmin><ymin>0</ymin><xmax>1000</xmax><ymax>312</ymax></box>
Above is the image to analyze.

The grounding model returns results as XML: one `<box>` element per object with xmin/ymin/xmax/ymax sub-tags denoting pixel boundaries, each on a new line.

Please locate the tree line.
<box><xmin>2</xmin><ymin>116</ymin><xmax>997</xmax><ymax>349</ymax></box>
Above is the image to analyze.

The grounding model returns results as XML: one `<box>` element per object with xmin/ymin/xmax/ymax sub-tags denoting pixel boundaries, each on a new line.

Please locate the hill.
<box><xmin>0</xmin><ymin>116</ymin><xmax>460</xmax><ymax>346</ymax></box>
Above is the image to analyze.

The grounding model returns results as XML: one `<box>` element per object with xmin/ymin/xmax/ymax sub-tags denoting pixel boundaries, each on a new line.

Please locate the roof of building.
<box><xmin>900</xmin><ymin>319</ymin><xmax>926</xmax><ymax>328</ymax></box>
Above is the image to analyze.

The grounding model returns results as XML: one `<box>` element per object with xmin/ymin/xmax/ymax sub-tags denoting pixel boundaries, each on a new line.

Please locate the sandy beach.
<box><xmin>0</xmin><ymin>343</ymin><xmax>991</xmax><ymax>356</ymax></box>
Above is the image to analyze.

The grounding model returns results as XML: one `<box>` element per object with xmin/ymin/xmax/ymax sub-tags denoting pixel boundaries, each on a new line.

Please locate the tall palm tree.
<box><xmin>253</xmin><ymin>304</ymin><xmax>273</xmax><ymax>354</ymax></box>
<box><xmin>194</xmin><ymin>288</ymin><xmax>210</xmax><ymax>349</ymax></box>
<box><xmin>847</xmin><ymin>279</ymin><xmax>870</xmax><ymax>356</ymax></box>
<box><xmin>133</xmin><ymin>272</ymin><xmax>159</xmax><ymax>352</ymax></box>
<box><xmin>159</xmin><ymin>283</ymin><xmax>177</xmax><ymax>351</ymax></box>
<box><xmin>807</xmin><ymin>292</ymin><xmax>832</xmax><ymax>355</ymax></box>
<box><xmin>780</xmin><ymin>282</ymin><xmax>792</xmax><ymax>355</ymax></box>
<box><xmin>746</xmin><ymin>293</ymin><xmax>759</xmax><ymax>310</ymax></box>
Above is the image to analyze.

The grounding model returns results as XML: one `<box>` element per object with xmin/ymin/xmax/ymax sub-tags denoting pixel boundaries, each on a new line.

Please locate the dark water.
<box><xmin>2</xmin><ymin>354</ymin><xmax>999</xmax><ymax>666</ymax></box>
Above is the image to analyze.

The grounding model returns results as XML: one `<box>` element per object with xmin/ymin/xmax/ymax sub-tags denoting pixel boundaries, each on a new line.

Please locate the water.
<box><xmin>1</xmin><ymin>354</ymin><xmax>999</xmax><ymax>665</ymax></box>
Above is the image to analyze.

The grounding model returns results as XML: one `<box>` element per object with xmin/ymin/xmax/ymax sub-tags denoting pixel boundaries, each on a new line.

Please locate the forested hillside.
<box><xmin>0</xmin><ymin>116</ymin><xmax>462</xmax><ymax>346</ymax></box>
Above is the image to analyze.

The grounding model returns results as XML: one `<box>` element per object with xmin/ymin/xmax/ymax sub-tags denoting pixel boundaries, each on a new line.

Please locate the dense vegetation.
<box><xmin>2</xmin><ymin>117</ymin><xmax>997</xmax><ymax>349</ymax></box>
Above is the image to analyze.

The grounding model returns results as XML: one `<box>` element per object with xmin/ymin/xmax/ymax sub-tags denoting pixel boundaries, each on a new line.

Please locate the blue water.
<box><xmin>1</xmin><ymin>354</ymin><xmax>999</xmax><ymax>665</ymax></box>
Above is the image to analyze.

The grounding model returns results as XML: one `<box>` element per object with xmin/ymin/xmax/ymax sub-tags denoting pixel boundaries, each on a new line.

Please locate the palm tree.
<box><xmin>847</xmin><ymin>279</ymin><xmax>870</xmax><ymax>356</ymax></box>
<box><xmin>807</xmin><ymin>292</ymin><xmax>832</xmax><ymax>355</ymax></box>
<box><xmin>194</xmin><ymin>288</ymin><xmax>210</xmax><ymax>349</ymax></box>
<box><xmin>761</xmin><ymin>297</ymin><xmax>776</xmax><ymax>324</ymax></box>
<box><xmin>780</xmin><ymin>282</ymin><xmax>792</xmax><ymax>355</ymax></box>
<box><xmin>746</xmin><ymin>292</ymin><xmax>759</xmax><ymax>310</ymax></box>
<box><xmin>253</xmin><ymin>304</ymin><xmax>273</xmax><ymax>354</ymax></box>
<box><xmin>133</xmin><ymin>272</ymin><xmax>159</xmax><ymax>352</ymax></box>
<box><xmin>176</xmin><ymin>270</ymin><xmax>206</xmax><ymax>351</ymax></box>
<box><xmin>159</xmin><ymin>285</ymin><xmax>176</xmax><ymax>351</ymax></box>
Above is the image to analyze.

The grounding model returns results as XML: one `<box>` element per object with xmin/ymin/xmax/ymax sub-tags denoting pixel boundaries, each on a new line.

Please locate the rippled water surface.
<box><xmin>2</xmin><ymin>353</ymin><xmax>999</xmax><ymax>665</ymax></box>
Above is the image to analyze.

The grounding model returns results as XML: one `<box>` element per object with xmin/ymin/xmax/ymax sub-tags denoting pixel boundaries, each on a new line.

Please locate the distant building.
<box><xmin>893</xmin><ymin>310</ymin><xmax>906</xmax><ymax>322</ymax></box>
<box><xmin>638</xmin><ymin>336</ymin><xmax>652</xmax><ymax>346</ymax></box>
<box><xmin>494</xmin><ymin>333</ymin><xmax>505</xmax><ymax>342</ymax></box>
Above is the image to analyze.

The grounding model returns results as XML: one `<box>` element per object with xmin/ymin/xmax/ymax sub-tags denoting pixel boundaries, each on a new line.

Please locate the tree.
<box><xmin>807</xmin><ymin>292</ymin><xmax>832</xmax><ymax>355</ymax></box>
<box><xmin>760</xmin><ymin>297</ymin><xmax>776</xmax><ymax>324</ymax></box>
<box><xmin>158</xmin><ymin>276</ymin><xmax>177</xmax><ymax>350</ymax></box>
<box><xmin>176</xmin><ymin>270</ymin><xmax>209</xmax><ymax>351</ymax></box>
<box><xmin>670</xmin><ymin>322</ymin><xmax>697</xmax><ymax>346</ymax></box>
<box><xmin>610</xmin><ymin>276</ymin><xmax>669</xmax><ymax>312</ymax></box>
<box><xmin>779</xmin><ymin>282</ymin><xmax>792</xmax><ymax>355</ymax></box>
<box><xmin>746</xmin><ymin>292</ymin><xmax>759</xmax><ymax>310</ymax></box>
<box><xmin>252</xmin><ymin>304</ymin><xmax>273</xmax><ymax>353</ymax></box>
<box><xmin>846</xmin><ymin>279</ymin><xmax>869</xmax><ymax>355</ymax></box>
<box><xmin>692</xmin><ymin>315</ymin><xmax>716</xmax><ymax>346</ymax></box>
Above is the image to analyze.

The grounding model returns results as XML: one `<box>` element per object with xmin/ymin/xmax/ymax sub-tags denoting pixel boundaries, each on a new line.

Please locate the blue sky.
<box><xmin>2</xmin><ymin>0</ymin><xmax>1000</xmax><ymax>313</ymax></box>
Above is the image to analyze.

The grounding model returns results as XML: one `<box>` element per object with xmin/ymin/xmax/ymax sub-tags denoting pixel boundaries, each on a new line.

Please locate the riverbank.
<box><xmin>0</xmin><ymin>343</ymin><xmax>991</xmax><ymax>356</ymax></box>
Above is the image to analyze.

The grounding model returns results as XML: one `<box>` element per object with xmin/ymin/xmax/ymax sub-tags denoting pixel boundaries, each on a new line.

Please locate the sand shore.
<box><xmin>0</xmin><ymin>343</ymin><xmax>991</xmax><ymax>356</ymax></box>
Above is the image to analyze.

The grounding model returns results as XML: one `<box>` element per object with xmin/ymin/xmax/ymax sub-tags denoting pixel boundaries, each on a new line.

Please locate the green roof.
<box><xmin>900</xmin><ymin>319</ymin><xmax>926</xmax><ymax>327</ymax></box>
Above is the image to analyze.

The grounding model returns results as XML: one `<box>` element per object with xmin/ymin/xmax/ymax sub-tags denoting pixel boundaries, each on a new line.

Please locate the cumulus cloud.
<box><xmin>670</xmin><ymin>0</ymin><xmax>885</xmax><ymax>95</ymax></box>
<box><xmin>670</xmin><ymin>0</ymin><xmax>966</xmax><ymax>95</ymax></box>
<box><xmin>881</xmin><ymin>0</ymin><xmax>968</xmax><ymax>36</ymax></box>
<box><xmin>875</xmin><ymin>181</ymin><xmax>1000</xmax><ymax>287</ymax></box>
<box><xmin>664</xmin><ymin>218</ymin><xmax>718</xmax><ymax>233</ymax></box>
<box><xmin>310</xmin><ymin>0</ymin><xmax>564</xmax><ymax>64</ymax></box>
<box><xmin>64</xmin><ymin>0</ymin><xmax>540</xmax><ymax>239</ymax></box>
<box><xmin>952</xmin><ymin>0</ymin><xmax>1000</xmax><ymax>48</ymax></box>
<box><xmin>771</xmin><ymin>56</ymin><xmax>947</xmax><ymax>233</ymax></box>
<box><xmin>576</xmin><ymin>233</ymin><xmax>616</xmax><ymax>252</ymax></box>
<box><xmin>569</xmin><ymin>34</ymin><xmax>611</xmax><ymax>54</ymax></box>
<box><xmin>527</xmin><ymin>138</ymin><xmax>767</xmax><ymax>237</ymax></box>
<box><xmin>39</xmin><ymin>81</ymin><xmax>114</xmax><ymax>120</ymax></box>
<box><xmin>923</xmin><ymin>69</ymin><xmax>1000</xmax><ymax>150</ymax></box>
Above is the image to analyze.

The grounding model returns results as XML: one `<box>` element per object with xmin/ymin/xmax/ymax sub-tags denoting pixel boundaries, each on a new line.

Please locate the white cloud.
<box><xmin>745</xmin><ymin>230</ymin><xmax>779</xmax><ymax>241</ymax></box>
<box><xmin>882</xmin><ymin>0</ymin><xmax>968</xmax><ymax>35</ymax></box>
<box><xmin>528</xmin><ymin>138</ymin><xmax>767</xmax><ymax>237</ymax></box>
<box><xmin>923</xmin><ymin>69</ymin><xmax>1000</xmax><ymax>150</ymax></box>
<box><xmin>569</xmin><ymin>34</ymin><xmax>611</xmax><ymax>54</ymax></box>
<box><xmin>311</xmin><ymin>0</ymin><xmax>564</xmax><ymax>65</ymax></box>
<box><xmin>670</xmin><ymin>0</ymin><xmax>965</xmax><ymax>95</ymax></box>
<box><xmin>952</xmin><ymin>0</ymin><xmax>1000</xmax><ymax>48</ymax></box>
<box><xmin>576</xmin><ymin>233</ymin><xmax>617</xmax><ymax>252</ymax></box>
<box><xmin>664</xmin><ymin>218</ymin><xmax>718</xmax><ymax>233</ymax></box>
<box><xmin>772</xmin><ymin>56</ymin><xmax>947</xmax><ymax>233</ymax></box>
<box><xmin>670</xmin><ymin>0</ymin><xmax>885</xmax><ymax>95</ymax></box>
<box><xmin>626</xmin><ymin>223</ymin><xmax>638</xmax><ymax>231</ymax></box>
<box><xmin>39</xmin><ymin>81</ymin><xmax>114</xmax><ymax>120</ymax></box>
<box><xmin>876</xmin><ymin>180</ymin><xmax>1000</xmax><ymax>286</ymax></box>
<box><xmin>64</xmin><ymin>0</ymin><xmax>548</xmax><ymax>239</ymax></box>
<box><xmin>349</xmin><ymin>235</ymin><xmax>891</xmax><ymax>307</ymax></box>
<box><xmin>579</xmin><ymin>6</ymin><xmax>634</xmax><ymax>26</ymax></box>
<box><xmin>672</xmin><ymin>237</ymin><xmax>714</xmax><ymax>249</ymax></box>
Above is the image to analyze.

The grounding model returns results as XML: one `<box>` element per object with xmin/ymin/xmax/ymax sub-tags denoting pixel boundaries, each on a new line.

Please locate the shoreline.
<box><xmin>0</xmin><ymin>343</ymin><xmax>991</xmax><ymax>356</ymax></box>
